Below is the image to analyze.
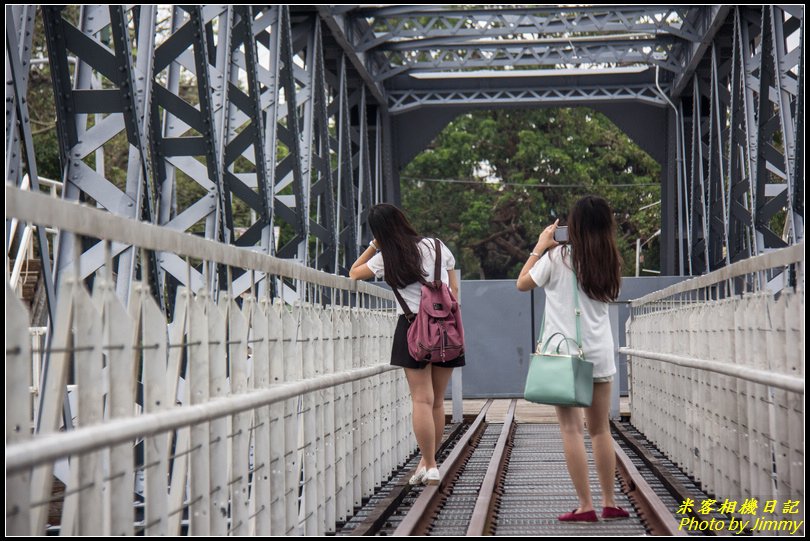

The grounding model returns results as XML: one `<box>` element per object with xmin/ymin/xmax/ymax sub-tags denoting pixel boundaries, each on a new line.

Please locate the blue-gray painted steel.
<box><xmin>457</xmin><ymin>280</ymin><xmax>532</xmax><ymax>398</ymax></box>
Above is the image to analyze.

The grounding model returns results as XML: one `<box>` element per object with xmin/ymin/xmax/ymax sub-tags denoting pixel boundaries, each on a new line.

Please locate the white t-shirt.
<box><xmin>366</xmin><ymin>238</ymin><xmax>456</xmax><ymax>315</ymax></box>
<box><xmin>529</xmin><ymin>246</ymin><xmax>616</xmax><ymax>378</ymax></box>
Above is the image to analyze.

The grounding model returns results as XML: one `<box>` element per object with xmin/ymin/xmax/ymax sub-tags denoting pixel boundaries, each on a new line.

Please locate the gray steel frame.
<box><xmin>388</xmin><ymin>81</ymin><xmax>667</xmax><ymax>113</ymax></box>
<box><xmin>354</xmin><ymin>6</ymin><xmax>702</xmax><ymax>49</ymax></box>
<box><xmin>10</xmin><ymin>6</ymin><xmax>388</xmax><ymax>311</ymax></box>
<box><xmin>353</xmin><ymin>6</ymin><xmax>695</xmax><ymax>82</ymax></box>
<box><xmin>6</xmin><ymin>6</ymin><xmax>57</xmax><ymax>328</ymax></box>
<box><xmin>5</xmin><ymin>5</ymin><xmax>805</xmax><ymax>321</ymax></box>
<box><xmin>678</xmin><ymin>6</ymin><xmax>803</xmax><ymax>275</ymax></box>
<box><xmin>373</xmin><ymin>38</ymin><xmax>682</xmax><ymax>81</ymax></box>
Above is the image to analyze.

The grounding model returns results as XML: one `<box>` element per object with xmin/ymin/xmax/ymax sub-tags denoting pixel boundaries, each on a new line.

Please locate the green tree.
<box><xmin>401</xmin><ymin>108</ymin><xmax>661</xmax><ymax>279</ymax></box>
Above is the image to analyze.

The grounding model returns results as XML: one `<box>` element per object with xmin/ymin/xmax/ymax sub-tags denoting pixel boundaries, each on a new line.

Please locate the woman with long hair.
<box><xmin>516</xmin><ymin>195</ymin><xmax>630</xmax><ymax>522</ymax></box>
<box><xmin>349</xmin><ymin>203</ymin><xmax>465</xmax><ymax>486</ymax></box>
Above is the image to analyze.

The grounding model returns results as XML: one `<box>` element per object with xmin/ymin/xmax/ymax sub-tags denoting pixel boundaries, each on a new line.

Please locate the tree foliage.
<box><xmin>401</xmin><ymin>108</ymin><xmax>662</xmax><ymax>279</ymax></box>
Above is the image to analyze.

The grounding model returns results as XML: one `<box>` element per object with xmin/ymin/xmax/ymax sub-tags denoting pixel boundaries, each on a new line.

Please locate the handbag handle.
<box><xmin>539</xmin><ymin>332</ymin><xmax>584</xmax><ymax>357</ymax></box>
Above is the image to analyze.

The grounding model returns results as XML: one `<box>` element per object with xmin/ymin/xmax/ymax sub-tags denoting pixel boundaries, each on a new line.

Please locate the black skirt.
<box><xmin>390</xmin><ymin>314</ymin><xmax>466</xmax><ymax>370</ymax></box>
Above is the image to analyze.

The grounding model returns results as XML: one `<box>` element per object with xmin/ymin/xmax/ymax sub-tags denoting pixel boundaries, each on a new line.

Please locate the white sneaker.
<box><xmin>408</xmin><ymin>467</ymin><xmax>427</xmax><ymax>486</ymax></box>
<box><xmin>424</xmin><ymin>467</ymin><xmax>441</xmax><ymax>485</ymax></box>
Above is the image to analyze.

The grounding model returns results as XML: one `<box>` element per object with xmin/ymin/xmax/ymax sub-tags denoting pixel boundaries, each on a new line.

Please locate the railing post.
<box><xmin>452</xmin><ymin>270</ymin><xmax>464</xmax><ymax>423</ymax></box>
<box><xmin>609</xmin><ymin>303</ymin><xmax>621</xmax><ymax>419</ymax></box>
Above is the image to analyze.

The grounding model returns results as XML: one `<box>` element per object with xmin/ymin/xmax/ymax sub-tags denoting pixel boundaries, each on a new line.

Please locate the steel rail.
<box><xmin>392</xmin><ymin>399</ymin><xmax>493</xmax><ymax>535</ymax></box>
<box><xmin>467</xmin><ymin>399</ymin><xmax>517</xmax><ymax>535</ymax></box>
<box><xmin>613</xmin><ymin>439</ymin><xmax>687</xmax><ymax>536</ymax></box>
<box><xmin>347</xmin><ymin>414</ymin><xmax>472</xmax><ymax>535</ymax></box>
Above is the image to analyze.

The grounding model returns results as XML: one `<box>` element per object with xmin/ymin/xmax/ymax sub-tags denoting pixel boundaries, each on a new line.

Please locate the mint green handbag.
<box><xmin>523</xmin><ymin>259</ymin><xmax>594</xmax><ymax>407</ymax></box>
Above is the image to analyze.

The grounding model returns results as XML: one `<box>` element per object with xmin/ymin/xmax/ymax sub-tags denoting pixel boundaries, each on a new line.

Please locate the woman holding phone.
<box><xmin>516</xmin><ymin>195</ymin><xmax>630</xmax><ymax>522</ymax></box>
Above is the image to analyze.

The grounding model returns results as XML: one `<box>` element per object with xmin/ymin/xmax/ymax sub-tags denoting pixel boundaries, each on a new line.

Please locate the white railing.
<box><xmin>8</xmin><ymin>174</ymin><xmax>61</xmax><ymax>293</ymax></box>
<box><xmin>5</xmin><ymin>186</ymin><xmax>412</xmax><ymax>536</ymax></box>
<box><xmin>621</xmin><ymin>244</ymin><xmax>804</xmax><ymax>527</ymax></box>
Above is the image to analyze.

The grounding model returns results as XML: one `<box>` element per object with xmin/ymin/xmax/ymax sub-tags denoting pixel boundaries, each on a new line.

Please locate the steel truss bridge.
<box><xmin>5</xmin><ymin>5</ymin><xmax>805</xmax><ymax>537</ymax></box>
<box><xmin>6</xmin><ymin>5</ymin><xmax>804</xmax><ymax>318</ymax></box>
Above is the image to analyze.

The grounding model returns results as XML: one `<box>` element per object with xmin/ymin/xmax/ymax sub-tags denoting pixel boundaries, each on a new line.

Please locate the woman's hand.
<box><xmin>517</xmin><ymin>219</ymin><xmax>560</xmax><ymax>291</ymax></box>
<box><xmin>349</xmin><ymin>238</ymin><xmax>380</xmax><ymax>280</ymax></box>
<box><xmin>536</xmin><ymin>219</ymin><xmax>560</xmax><ymax>251</ymax></box>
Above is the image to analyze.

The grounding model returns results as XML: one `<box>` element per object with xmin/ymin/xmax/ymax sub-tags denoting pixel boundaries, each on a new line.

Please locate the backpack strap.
<box><xmin>393</xmin><ymin>237</ymin><xmax>443</xmax><ymax>320</ymax></box>
<box><xmin>392</xmin><ymin>287</ymin><xmax>416</xmax><ymax>321</ymax></box>
<box><xmin>432</xmin><ymin>238</ymin><xmax>442</xmax><ymax>287</ymax></box>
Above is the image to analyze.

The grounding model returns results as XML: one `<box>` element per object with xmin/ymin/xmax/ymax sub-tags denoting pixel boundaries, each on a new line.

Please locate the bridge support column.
<box><xmin>661</xmin><ymin>106</ymin><xmax>679</xmax><ymax>276</ymax></box>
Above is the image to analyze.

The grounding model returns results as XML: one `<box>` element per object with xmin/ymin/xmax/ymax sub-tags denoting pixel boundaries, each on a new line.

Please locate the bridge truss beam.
<box><xmin>4</xmin><ymin>5</ymin><xmax>805</xmax><ymax>318</ymax></box>
<box><xmin>676</xmin><ymin>6</ymin><xmax>803</xmax><ymax>275</ymax></box>
<box><xmin>6</xmin><ymin>6</ymin><xmax>389</xmax><ymax>314</ymax></box>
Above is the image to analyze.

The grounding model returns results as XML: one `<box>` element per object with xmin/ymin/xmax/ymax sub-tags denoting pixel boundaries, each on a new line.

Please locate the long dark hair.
<box><xmin>367</xmin><ymin>204</ymin><xmax>427</xmax><ymax>289</ymax></box>
<box><xmin>566</xmin><ymin>195</ymin><xmax>622</xmax><ymax>302</ymax></box>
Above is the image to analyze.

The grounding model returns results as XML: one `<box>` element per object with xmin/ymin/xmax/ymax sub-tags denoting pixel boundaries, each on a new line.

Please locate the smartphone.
<box><xmin>553</xmin><ymin>226</ymin><xmax>569</xmax><ymax>244</ymax></box>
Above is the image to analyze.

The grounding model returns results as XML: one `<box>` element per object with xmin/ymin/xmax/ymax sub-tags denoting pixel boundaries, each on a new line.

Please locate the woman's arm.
<box><xmin>349</xmin><ymin>240</ymin><xmax>378</xmax><ymax>280</ymax></box>
<box><xmin>516</xmin><ymin>220</ymin><xmax>559</xmax><ymax>291</ymax></box>
<box><xmin>448</xmin><ymin>267</ymin><xmax>460</xmax><ymax>300</ymax></box>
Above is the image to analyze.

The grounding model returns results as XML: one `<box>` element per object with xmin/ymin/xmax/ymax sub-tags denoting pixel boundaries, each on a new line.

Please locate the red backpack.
<box><xmin>392</xmin><ymin>239</ymin><xmax>465</xmax><ymax>363</ymax></box>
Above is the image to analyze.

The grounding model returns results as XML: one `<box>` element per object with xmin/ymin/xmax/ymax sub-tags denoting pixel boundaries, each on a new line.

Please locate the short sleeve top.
<box><xmin>366</xmin><ymin>238</ymin><xmax>456</xmax><ymax>315</ymax></box>
<box><xmin>528</xmin><ymin>246</ymin><xmax>616</xmax><ymax>378</ymax></box>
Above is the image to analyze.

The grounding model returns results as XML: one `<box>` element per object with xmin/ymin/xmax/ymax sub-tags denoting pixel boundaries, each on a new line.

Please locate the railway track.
<box><xmin>338</xmin><ymin>402</ymin><xmax>691</xmax><ymax>536</ymax></box>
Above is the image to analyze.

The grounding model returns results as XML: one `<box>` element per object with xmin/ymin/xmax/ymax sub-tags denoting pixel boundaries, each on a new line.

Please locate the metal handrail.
<box><xmin>629</xmin><ymin>243</ymin><xmax>804</xmax><ymax>306</ymax></box>
<box><xmin>5</xmin><ymin>184</ymin><xmax>392</xmax><ymax>299</ymax></box>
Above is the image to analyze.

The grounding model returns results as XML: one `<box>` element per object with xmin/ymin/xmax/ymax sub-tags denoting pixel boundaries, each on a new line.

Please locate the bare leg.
<box><xmin>404</xmin><ymin>365</ymin><xmax>437</xmax><ymax>469</ymax></box>
<box><xmin>585</xmin><ymin>382</ymin><xmax>617</xmax><ymax>508</ymax></box>
<box><xmin>555</xmin><ymin>405</ymin><xmax>593</xmax><ymax>513</ymax></box>
<box><xmin>430</xmin><ymin>366</ymin><xmax>455</xmax><ymax>459</ymax></box>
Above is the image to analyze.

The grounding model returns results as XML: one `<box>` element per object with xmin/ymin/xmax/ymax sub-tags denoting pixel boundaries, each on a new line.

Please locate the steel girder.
<box><xmin>317</xmin><ymin>6</ymin><xmax>387</xmax><ymax>105</ymax></box>
<box><xmin>6</xmin><ymin>6</ymin><xmax>36</xmax><ymax>191</ymax></box>
<box><xmin>373</xmin><ymin>37</ymin><xmax>682</xmax><ymax>82</ymax></box>
<box><xmin>671</xmin><ymin>5</ymin><xmax>732</xmax><ymax>99</ymax></box>
<box><xmin>9</xmin><ymin>6</ymin><xmax>387</xmax><ymax>314</ymax></box>
<box><xmin>6</xmin><ymin>5</ymin><xmax>57</xmax><ymax>328</ymax></box>
<box><xmin>352</xmin><ymin>6</ymin><xmax>696</xmax><ymax>81</ymax></box>
<box><xmin>346</xmin><ymin>6</ymin><xmax>692</xmax><ymax>115</ymax></box>
<box><xmin>356</xmin><ymin>86</ymin><xmax>375</xmax><ymax>245</ymax></box>
<box><xmin>354</xmin><ymin>6</ymin><xmax>702</xmax><ymax>48</ymax></box>
<box><xmin>306</xmin><ymin>18</ymin><xmax>338</xmax><ymax>274</ymax></box>
<box><xmin>678</xmin><ymin>6</ymin><xmax>803</xmax><ymax>275</ymax></box>
<box><xmin>335</xmin><ymin>56</ymin><xmax>358</xmax><ymax>271</ymax></box>
<box><xmin>388</xmin><ymin>82</ymin><xmax>667</xmax><ymax>113</ymax></box>
<box><xmin>42</xmin><ymin>6</ymin><xmax>159</xmax><ymax>307</ymax></box>
<box><xmin>151</xmin><ymin>6</ymin><xmax>232</xmax><ymax>301</ymax></box>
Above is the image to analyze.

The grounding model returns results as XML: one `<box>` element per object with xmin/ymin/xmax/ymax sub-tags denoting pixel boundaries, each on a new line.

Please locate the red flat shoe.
<box><xmin>558</xmin><ymin>508</ymin><xmax>598</xmax><ymax>522</ymax></box>
<box><xmin>602</xmin><ymin>506</ymin><xmax>630</xmax><ymax>520</ymax></box>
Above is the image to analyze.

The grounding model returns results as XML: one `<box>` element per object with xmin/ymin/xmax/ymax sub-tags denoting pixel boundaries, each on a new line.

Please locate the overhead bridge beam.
<box><xmin>388</xmin><ymin>84</ymin><xmax>668</xmax><ymax>114</ymax></box>
<box><xmin>353</xmin><ymin>6</ymin><xmax>703</xmax><ymax>50</ymax></box>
